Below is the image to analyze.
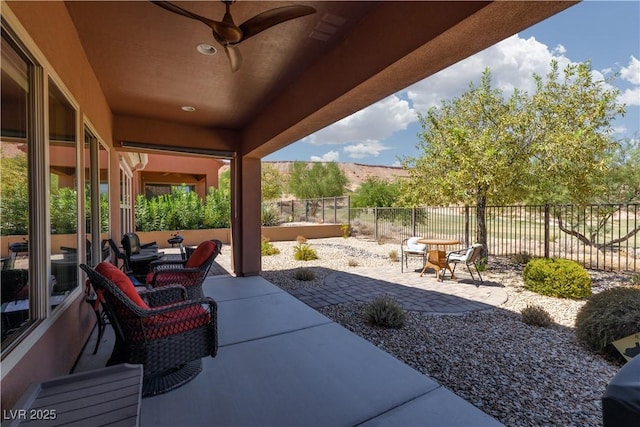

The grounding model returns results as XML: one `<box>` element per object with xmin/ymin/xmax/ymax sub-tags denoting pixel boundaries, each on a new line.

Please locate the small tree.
<box><xmin>287</xmin><ymin>161</ymin><xmax>348</xmax><ymax>199</ymax></box>
<box><xmin>261</xmin><ymin>163</ymin><xmax>283</xmax><ymax>201</ymax></box>
<box><xmin>351</xmin><ymin>177</ymin><xmax>400</xmax><ymax>208</ymax></box>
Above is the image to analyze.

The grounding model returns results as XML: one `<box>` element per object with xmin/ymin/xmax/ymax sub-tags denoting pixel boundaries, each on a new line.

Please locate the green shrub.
<box><xmin>523</xmin><ymin>258</ymin><xmax>592</xmax><ymax>299</ymax></box>
<box><xmin>341</xmin><ymin>224</ymin><xmax>351</xmax><ymax>238</ymax></box>
<box><xmin>293</xmin><ymin>268</ymin><xmax>315</xmax><ymax>281</ymax></box>
<box><xmin>521</xmin><ymin>304</ymin><xmax>553</xmax><ymax>327</ymax></box>
<box><xmin>365</xmin><ymin>296</ymin><xmax>405</xmax><ymax>328</ymax></box>
<box><xmin>261</xmin><ymin>236</ymin><xmax>280</xmax><ymax>256</ymax></box>
<box><xmin>575</xmin><ymin>287</ymin><xmax>640</xmax><ymax>361</ymax></box>
<box><xmin>630</xmin><ymin>273</ymin><xmax>640</xmax><ymax>286</ymax></box>
<box><xmin>294</xmin><ymin>243</ymin><xmax>318</xmax><ymax>261</ymax></box>
<box><xmin>476</xmin><ymin>257</ymin><xmax>488</xmax><ymax>272</ymax></box>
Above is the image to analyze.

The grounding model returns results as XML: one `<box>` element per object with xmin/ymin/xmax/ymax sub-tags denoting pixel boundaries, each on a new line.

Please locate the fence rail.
<box><xmin>275</xmin><ymin>197</ymin><xmax>640</xmax><ymax>272</ymax></box>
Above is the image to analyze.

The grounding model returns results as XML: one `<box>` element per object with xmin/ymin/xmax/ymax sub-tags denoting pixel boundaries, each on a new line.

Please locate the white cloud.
<box><xmin>303</xmin><ymin>95</ymin><xmax>416</xmax><ymax>146</ymax></box>
<box><xmin>343</xmin><ymin>140</ymin><xmax>391</xmax><ymax>159</ymax></box>
<box><xmin>620</xmin><ymin>56</ymin><xmax>640</xmax><ymax>85</ymax></box>
<box><xmin>310</xmin><ymin>150</ymin><xmax>340</xmax><ymax>162</ymax></box>
<box><xmin>619</xmin><ymin>87</ymin><xmax>640</xmax><ymax>107</ymax></box>
<box><xmin>407</xmin><ymin>35</ymin><xmax>573</xmax><ymax>112</ymax></box>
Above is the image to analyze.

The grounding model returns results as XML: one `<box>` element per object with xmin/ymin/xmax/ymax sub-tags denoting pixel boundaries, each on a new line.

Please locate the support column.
<box><xmin>231</xmin><ymin>156</ymin><xmax>261</xmax><ymax>276</ymax></box>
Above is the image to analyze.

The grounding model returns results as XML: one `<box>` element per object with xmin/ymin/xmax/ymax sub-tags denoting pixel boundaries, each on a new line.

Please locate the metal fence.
<box><xmin>349</xmin><ymin>204</ymin><xmax>640</xmax><ymax>272</ymax></box>
<box><xmin>274</xmin><ymin>196</ymin><xmax>350</xmax><ymax>225</ymax></box>
<box><xmin>271</xmin><ymin>198</ymin><xmax>640</xmax><ymax>272</ymax></box>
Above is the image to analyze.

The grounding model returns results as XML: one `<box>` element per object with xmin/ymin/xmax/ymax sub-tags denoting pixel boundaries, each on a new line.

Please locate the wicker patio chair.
<box><xmin>146</xmin><ymin>239</ymin><xmax>222</xmax><ymax>299</ymax></box>
<box><xmin>121</xmin><ymin>233</ymin><xmax>164</xmax><ymax>282</ymax></box>
<box><xmin>80</xmin><ymin>262</ymin><xmax>218</xmax><ymax>397</ymax></box>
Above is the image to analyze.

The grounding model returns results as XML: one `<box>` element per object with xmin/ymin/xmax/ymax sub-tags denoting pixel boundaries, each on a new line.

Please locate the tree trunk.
<box><xmin>476</xmin><ymin>191</ymin><xmax>488</xmax><ymax>258</ymax></box>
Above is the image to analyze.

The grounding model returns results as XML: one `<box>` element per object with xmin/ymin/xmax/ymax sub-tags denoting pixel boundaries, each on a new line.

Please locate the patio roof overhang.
<box><xmin>11</xmin><ymin>0</ymin><xmax>576</xmax><ymax>159</ymax></box>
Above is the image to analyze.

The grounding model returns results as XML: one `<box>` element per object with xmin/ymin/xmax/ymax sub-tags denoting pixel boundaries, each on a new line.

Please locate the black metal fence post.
<box><xmin>544</xmin><ymin>204</ymin><xmax>550</xmax><ymax>259</ymax></box>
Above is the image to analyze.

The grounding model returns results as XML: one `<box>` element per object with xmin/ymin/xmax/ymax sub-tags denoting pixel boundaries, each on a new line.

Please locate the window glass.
<box><xmin>48</xmin><ymin>79</ymin><xmax>78</xmax><ymax>302</ymax></box>
<box><xmin>1</xmin><ymin>33</ymin><xmax>32</xmax><ymax>347</ymax></box>
<box><xmin>145</xmin><ymin>183</ymin><xmax>195</xmax><ymax>199</ymax></box>
<box><xmin>85</xmin><ymin>128</ymin><xmax>109</xmax><ymax>265</ymax></box>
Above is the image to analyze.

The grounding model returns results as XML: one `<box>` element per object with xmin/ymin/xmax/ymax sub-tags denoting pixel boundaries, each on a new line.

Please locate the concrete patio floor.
<box><xmin>74</xmin><ymin>271</ymin><xmax>504</xmax><ymax>426</ymax></box>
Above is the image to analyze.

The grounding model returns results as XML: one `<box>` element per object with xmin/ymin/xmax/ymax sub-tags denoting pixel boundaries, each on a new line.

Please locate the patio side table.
<box><xmin>5</xmin><ymin>363</ymin><xmax>143</xmax><ymax>427</ymax></box>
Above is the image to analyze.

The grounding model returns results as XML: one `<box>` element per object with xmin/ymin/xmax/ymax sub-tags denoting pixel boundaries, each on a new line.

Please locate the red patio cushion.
<box><xmin>141</xmin><ymin>305</ymin><xmax>211</xmax><ymax>341</ymax></box>
<box><xmin>185</xmin><ymin>240</ymin><xmax>216</xmax><ymax>268</ymax></box>
<box><xmin>96</xmin><ymin>262</ymin><xmax>149</xmax><ymax>310</ymax></box>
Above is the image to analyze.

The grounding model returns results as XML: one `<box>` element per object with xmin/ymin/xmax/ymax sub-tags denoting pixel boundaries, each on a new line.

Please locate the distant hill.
<box><xmin>218</xmin><ymin>161</ymin><xmax>409</xmax><ymax>193</ymax></box>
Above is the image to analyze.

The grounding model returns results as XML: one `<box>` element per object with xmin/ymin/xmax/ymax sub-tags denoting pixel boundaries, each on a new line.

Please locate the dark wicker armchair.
<box><xmin>146</xmin><ymin>239</ymin><xmax>222</xmax><ymax>299</ymax></box>
<box><xmin>121</xmin><ymin>233</ymin><xmax>163</xmax><ymax>282</ymax></box>
<box><xmin>80</xmin><ymin>262</ymin><xmax>218</xmax><ymax>397</ymax></box>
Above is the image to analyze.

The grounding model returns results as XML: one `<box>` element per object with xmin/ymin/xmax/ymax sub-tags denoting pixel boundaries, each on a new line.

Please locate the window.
<box><xmin>1</xmin><ymin>21</ymin><xmax>89</xmax><ymax>354</ymax></box>
<box><xmin>144</xmin><ymin>183</ymin><xmax>195</xmax><ymax>199</ymax></box>
<box><xmin>119</xmin><ymin>156</ymin><xmax>133</xmax><ymax>233</ymax></box>
<box><xmin>49</xmin><ymin>79</ymin><xmax>79</xmax><ymax>300</ymax></box>
<box><xmin>85</xmin><ymin>126</ymin><xmax>109</xmax><ymax>266</ymax></box>
<box><xmin>1</xmin><ymin>28</ymin><xmax>34</xmax><ymax>348</ymax></box>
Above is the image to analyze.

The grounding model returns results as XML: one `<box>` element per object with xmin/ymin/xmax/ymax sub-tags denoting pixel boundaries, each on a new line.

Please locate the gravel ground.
<box><xmin>260</xmin><ymin>237</ymin><xmax>635</xmax><ymax>427</ymax></box>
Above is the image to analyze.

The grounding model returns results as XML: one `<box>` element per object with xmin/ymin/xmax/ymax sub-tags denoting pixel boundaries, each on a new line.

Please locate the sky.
<box><xmin>263</xmin><ymin>1</ymin><xmax>640</xmax><ymax>167</ymax></box>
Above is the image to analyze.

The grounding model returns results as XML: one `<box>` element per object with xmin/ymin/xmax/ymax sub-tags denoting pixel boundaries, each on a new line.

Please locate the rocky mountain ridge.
<box><xmin>219</xmin><ymin>161</ymin><xmax>409</xmax><ymax>192</ymax></box>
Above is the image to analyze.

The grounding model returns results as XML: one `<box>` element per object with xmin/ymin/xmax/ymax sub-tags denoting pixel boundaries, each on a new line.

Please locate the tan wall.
<box><xmin>136</xmin><ymin>229</ymin><xmax>231</xmax><ymax>248</ymax></box>
<box><xmin>135</xmin><ymin>225</ymin><xmax>342</xmax><ymax>248</ymax></box>
<box><xmin>262</xmin><ymin>224</ymin><xmax>343</xmax><ymax>242</ymax></box>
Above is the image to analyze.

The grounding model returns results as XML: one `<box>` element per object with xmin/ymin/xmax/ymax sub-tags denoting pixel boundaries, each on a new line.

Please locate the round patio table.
<box><xmin>417</xmin><ymin>238</ymin><xmax>460</xmax><ymax>280</ymax></box>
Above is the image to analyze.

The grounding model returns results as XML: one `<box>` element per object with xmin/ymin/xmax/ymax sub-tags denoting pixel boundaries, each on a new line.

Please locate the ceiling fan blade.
<box><xmin>224</xmin><ymin>45</ymin><xmax>243</xmax><ymax>73</ymax></box>
<box><xmin>239</xmin><ymin>5</ymin><xmax>316</xmax><ymax>41</ymax></box>
<box><xmin>151</xmin><ymin>1</ymin><xmax>243</xmax><ymax>43</ymax></box>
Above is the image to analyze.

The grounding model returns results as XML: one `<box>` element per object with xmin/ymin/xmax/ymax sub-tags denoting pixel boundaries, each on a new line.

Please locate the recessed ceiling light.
<box><xmin>181</xmin><ymin>106</ymin><xmax>196</xmax><ymax>112</ymax></box>
<box><xmin>196</xmin><ymin>43</ymin><xmax>217</xmax><ymax>56</ymax></box>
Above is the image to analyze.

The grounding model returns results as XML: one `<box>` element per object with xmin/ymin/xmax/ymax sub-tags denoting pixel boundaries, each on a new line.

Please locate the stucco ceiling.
<box><xmin>63</xmin><ymin>1</ymin><xmax>575</xmax><ymax>158</ymax></box>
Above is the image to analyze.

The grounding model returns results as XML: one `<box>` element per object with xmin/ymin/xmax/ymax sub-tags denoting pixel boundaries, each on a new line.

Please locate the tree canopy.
<box><xmin>261</xmin><ymin>163</ymin><xmax>283</xmax><ymax>201</ymax></box>
<box><xmin>351</xmin><ymin>177</ymin><xmax>401</xmax><ymax>208</ymax></box>
<box><xmin>400</xmin><ymin>60</ymin><xmax>626</xmax><ymax>252</ymax></box>
<box><xmin>287</xmin><ymin>161</ymin><xmax>348</xmax><ymax>199</ymax></box>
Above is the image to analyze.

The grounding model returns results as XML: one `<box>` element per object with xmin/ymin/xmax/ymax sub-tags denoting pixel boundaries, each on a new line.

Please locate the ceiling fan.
<box><xmin>152</xmin><ymin>1</ymin><xmax>316</xmax><ymax>72</ymax></box>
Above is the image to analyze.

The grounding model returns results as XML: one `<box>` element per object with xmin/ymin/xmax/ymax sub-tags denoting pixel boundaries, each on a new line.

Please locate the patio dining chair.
<box><xmin>146</xmin><ymin>239</ymin><xmax>222</xmax><ymax>299</ymax></box>
<box><xmin>445</xmin><ymin>243</ymin><xmax>484</xmax><ymax>286</ymax></box>
<box><xmin>400</xmin><ymin>237</ymin><xmax>427</xmax><ymax>273</ymax></box>
<box><xmin>121</xmin><ymin>233</ymin><xmax>164</xmax><ymax>282</ymax></box>
<box><xmin>80</xmin><ymin>262</ymin><xmax>218</xmax><ymax>397</ymax></box>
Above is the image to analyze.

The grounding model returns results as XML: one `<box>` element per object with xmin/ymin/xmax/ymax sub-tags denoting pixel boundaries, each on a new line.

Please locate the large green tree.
<box><xmin>401</xmin><ymin>61</ymin><xmax>625</xmax><ymax>255</ymax></box>
<box><xmin>287</xmin><ymin>161</ymin><xmax>348</xmax><ymax>199</ymax></box>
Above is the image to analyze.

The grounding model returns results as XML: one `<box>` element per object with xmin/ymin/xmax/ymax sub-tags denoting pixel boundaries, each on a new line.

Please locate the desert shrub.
<box><xmin>521</xmin><ymin>305</ymin><xmax>553</xmax><ymax>327</ymax></box>
<box><xmin>341</xmin><ymin>224</ymin><xmax>351</xmax><ymax>238</ymax></box>
<box><xmin>293</xmin><ymin>268</ymin><xmax>315</xmax><ymax>281</ymax></box>
<box><xmin>261</xmin><ymin>236</ymin><xmax>280</xmax><ymax>256</ymax></box>
<box><xmin>575</xmin><ymin>287</ymin><xmax>640</xmax><ymax>361</ymax></box>
<box><xmin>476</xmin><ymin>257</ymin><xmax>488</xmax><ymax>272</ymax></box>
<box><xmin>510</xmin><ymin>251</ymin><xmax>533</xmax><ymax>265</ymax></box>
<box><xmin>348</xmin><ymin>259</ymin><xmax>359</xmax><ymax>267</ymax></box>
<box><xmin>365</xmin><ymin>296</ymin><xmax>405</xmax><ymax>328</ymax></box>
<box><xmin>630</xmin><ymin>272</ymin><xmax>640</xmax><ymax>286</ymax></box>
<box><xmin>523</xmin><ymin>258</ymin><xmax>592</xmax><ymax>299</ymax></box>
<box><xmin>389</xmin><ymin>250</ymin><xmax>399</xmax><ymax>262</ymax></box>
<box><xmin>261</xmin><ymin>204</ymin><xmax>281</xmax><ymax>226</ymax></box>
<box><xmin>294</xmin><ymin>243</ymin><xmax>318</xmax><ymax>261</ymax></box>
